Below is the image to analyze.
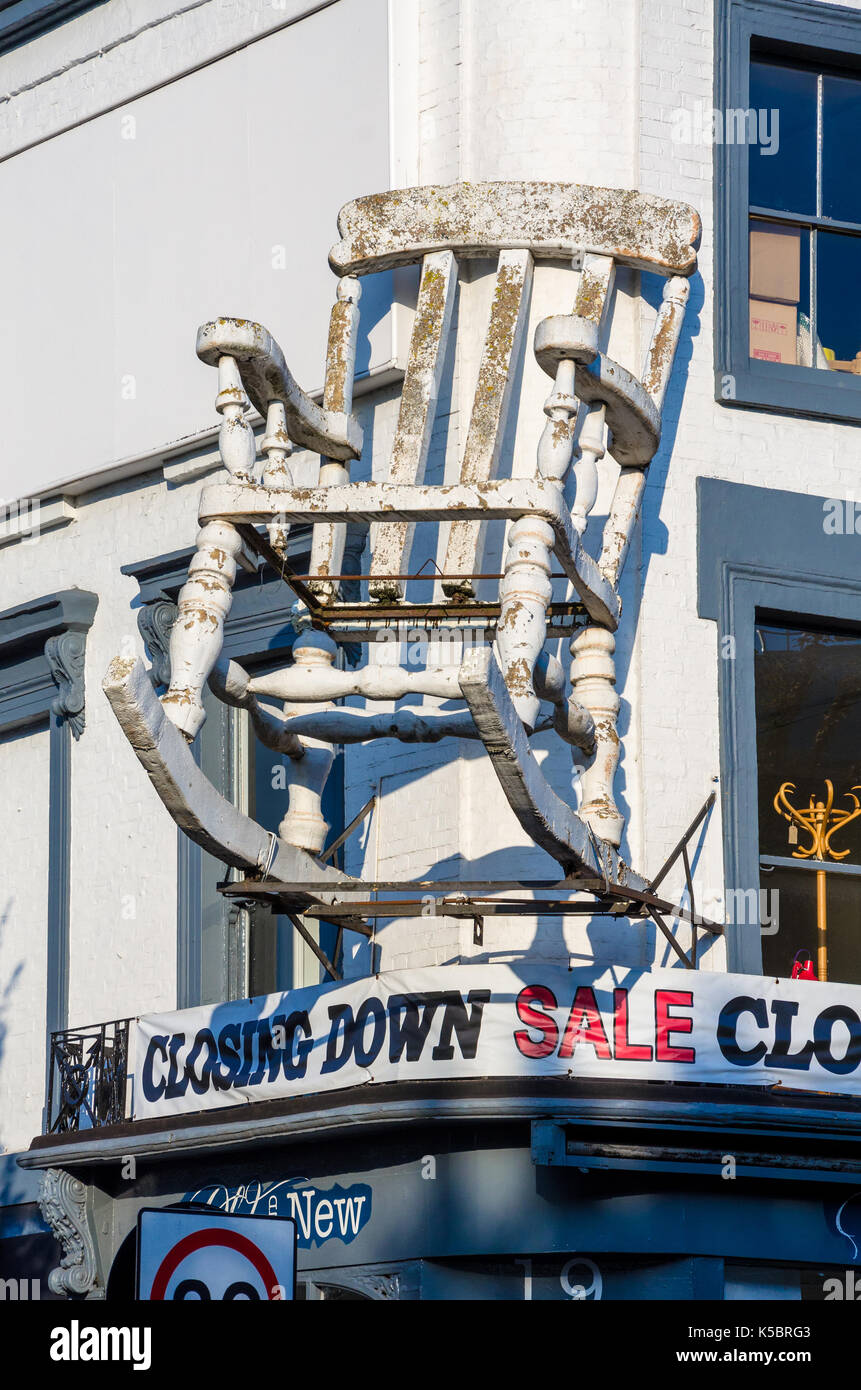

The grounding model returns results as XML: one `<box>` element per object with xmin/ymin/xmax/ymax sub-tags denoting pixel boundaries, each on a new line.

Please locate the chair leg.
<box><xmin>495</xmin><ymin>514</ymin><xmax>554</xmax><ymax>730</ymax></box>
<box><xmin>278</xmin><ymin>631</ymin><xmax>338</xmax><ymax>854</ymax></box>
<box><xmin>570</xmin><ymin>626</ymin><xmax>623</xmax><ymax>847</ymax></box>
<box><xmin>161</xmin><ymin>520</ymin><xmax>243</xmax><ymax>740</ymax></box>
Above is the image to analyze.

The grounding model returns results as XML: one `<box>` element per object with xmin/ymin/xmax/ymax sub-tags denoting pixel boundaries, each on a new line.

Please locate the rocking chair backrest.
<box><xmin>317</xmin><ymin>181</ymin><xmax>700</xmax><ymax>602</ymax></box>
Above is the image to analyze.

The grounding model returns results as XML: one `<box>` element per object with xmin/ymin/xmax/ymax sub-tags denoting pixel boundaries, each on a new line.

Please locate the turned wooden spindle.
<box><xmin>162</xmin><ymin>355</ymin><xmax>252</xmax><ymax>738</ymax></box>
<box><xmin>571</xmin><ymin>402</ymin><xmax>605</xmax><ymax>536</ymax></box>
<box><xmin>162</xmin><ymin>522</ymin><xmax>244</xmax><ymax>739</ymax></box>
<box><xmin>537</xmin><ymin>358</ymin><xmax>578</xmax><ymax>483</ymax></box>
<box><xmin>570</xmin><ymin>626</ymin><xmax>623</xmax><ymax>847</ymax></box>
<box><xmin>215</xmin><ymin>353</ymin><xmax>258</xmax><ymax>482</ymax></box>
<box><xmin>279</xmin><ymin>630</ymin><xmax>337</xmax><ymax>853</ymax></box>
<box><xmin>261</xmin><ymin>399</ymin><xmax>293</xmax><ymax>556</ymax></box>
<box><xmin>496</xmin><ymin>514</ymin><xmax>555</xmax><ymax>730</ymax></box>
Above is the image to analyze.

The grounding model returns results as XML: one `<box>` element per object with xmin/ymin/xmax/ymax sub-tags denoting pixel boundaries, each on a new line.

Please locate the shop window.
<box><xmin>725</xmin><ymin>1261</ymin><xmax>860</xmax><ymax>1300</ymax></box>
<box><xmin>420</xmin><ymin>1254</ymin><xmax>721</xmax><ymax>1300</ymax></box>
<box><xmin>716</xmin><ymin>0</ymin><xmax>861</xmax><ymax>421</ymax></box>
<box><xmin>296</xmin><ymin>1280</ymin><xmax>372</xmax><ymax>1301</ymax></box>
<box><xmin>755</xmin><ymin>620</ymin><xmax>861</xmax><ymax>984</ymax></box>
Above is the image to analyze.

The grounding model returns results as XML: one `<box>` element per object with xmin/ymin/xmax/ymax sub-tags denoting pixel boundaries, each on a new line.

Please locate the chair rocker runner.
<box><xmin>105</xmin><ymin>179</ymin><xmax>701</xmax><ymax>921</ymax></box>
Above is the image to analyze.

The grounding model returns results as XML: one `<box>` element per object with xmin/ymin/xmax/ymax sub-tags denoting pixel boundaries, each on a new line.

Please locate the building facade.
<box><xmin>1</xmin><ymin>0</ymin><xmax>861</xmax><ymax>1300</ymax></box>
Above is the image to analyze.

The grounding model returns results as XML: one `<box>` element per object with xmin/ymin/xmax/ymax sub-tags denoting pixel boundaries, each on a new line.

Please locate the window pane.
<box><xmin>760</xmin><ymin>866</ymin><xmax>861</xmax><ymax>985</ymax></box>
<box><xmin>198</xmin><ymin>689</ymin><xmax>233</xmax><ymax>1006</ymax></box>
<box><xmin>749</xmin><ymin>219</ymin><xmax>809</xmax><ymax>366</ymax></box>
<box><xmin>756</xmin><ymin>623</ymin><xmax>861</xmax><ymax>862</ymax></box>
<box><xmin>749</xmin><ymin>61</ymin><xmax>817</xmax><ymax>215</ymax></box>
<box><xmin>246</xmin><ymin>686</ymin><xmax>345</xmax><ymax>993</ymax></box>
<box><xmin>822</xmin><ymin>73</ymin><xmax>861</xmax><ymax>224</ymax></box>
<box><xmin>816</xmin><ymin>229</ymin><xmax>861</xmax><ymax>373</ymax></box>
<box><xmin>248</xmin><ymin>723</ymin><xmax>298</xmax><ymax>994</ymax></box>
<box><xmin>756</xmin><ymin>621</ymin><xmax>861</xmax><ymax>985</ymax></box>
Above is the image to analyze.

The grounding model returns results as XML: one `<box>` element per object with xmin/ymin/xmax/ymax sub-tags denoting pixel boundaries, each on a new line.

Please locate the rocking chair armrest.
<box><xmin>196</xmin><ymin>318</ymin><xmax>363</xmax><ymax>461</ymax></box>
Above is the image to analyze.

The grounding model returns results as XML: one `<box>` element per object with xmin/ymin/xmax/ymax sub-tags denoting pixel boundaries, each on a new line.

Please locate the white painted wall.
<box><xmin>0</xmin><ymin>0</ymin><xmax>392</xmax><ymax>501</ymax></box>
<box><xmin>0</xmin><ymin>726</ymin><xmax>50</xmax><ymax>1152</ymax></box>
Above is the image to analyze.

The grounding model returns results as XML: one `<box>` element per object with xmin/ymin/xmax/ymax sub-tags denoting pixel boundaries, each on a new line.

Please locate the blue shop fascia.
<box><xmin>15</xmin><ymin>1072</ymin><xmax>861</xmax><ymax>1301</ymax></box>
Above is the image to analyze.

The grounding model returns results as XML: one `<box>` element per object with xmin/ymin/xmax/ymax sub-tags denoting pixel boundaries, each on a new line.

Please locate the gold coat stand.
<box><xmin>773</xmin><ymin>780</ymin><xmax>861</xmax><ymax>981</ymax></box>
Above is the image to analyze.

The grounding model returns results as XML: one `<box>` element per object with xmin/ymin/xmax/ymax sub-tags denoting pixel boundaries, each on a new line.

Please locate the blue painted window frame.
<box><xmin>0</xmin><ymin>0</ymin><xmax>105</xmax><ymax>56</ymax></box>
<box><xmin>697</xmin><ymin>477</ymin><xmax>861</xmax><ymax>974</ymax></box>
<box><xmin>0</xmin><ymin>589</ymin><xmax>98</xmax><ymax>1126</ymax></box>
<box><xmin>715</xmin><ymin>0</ymin><xmax>861</xmax><ymax>421</ymax></box>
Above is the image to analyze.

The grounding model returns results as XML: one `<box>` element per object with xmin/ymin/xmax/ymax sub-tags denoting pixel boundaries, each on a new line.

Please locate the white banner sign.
<box><xmin>131</xmin><ymin>964</ymin><xmax>861</xmax><ymax>1120</ymax></box>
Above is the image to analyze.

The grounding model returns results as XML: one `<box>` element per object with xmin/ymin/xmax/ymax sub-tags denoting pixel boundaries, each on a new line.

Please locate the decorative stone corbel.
<box><xmin>310</xmin><ymin>1269</ymin><xmax>400</xmax><ymax>1300</ymax></box>
<box><xmin>38</xmin><ymin>1167</ymin><xmax>104</xmax><ymax>1299</ymax></box>
<box><xmin>45</xmin><ymin>631</ymin><xmax>88</xmax><ymax>739</ymax></box>
<box><xmin>137</xmin><ymin>597</ymin><xmax>179</xmax><ymax>688</ymax></box>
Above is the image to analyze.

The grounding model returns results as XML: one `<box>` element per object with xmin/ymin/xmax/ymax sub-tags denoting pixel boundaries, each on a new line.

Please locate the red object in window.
<box><xmin>791</xmin><ymin>951</ymin><xmax>817</xmax><ymax>981</ymax></box>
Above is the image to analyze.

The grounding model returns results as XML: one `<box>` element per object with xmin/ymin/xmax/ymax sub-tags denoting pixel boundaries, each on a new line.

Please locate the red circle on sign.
<box><xmin>149</xmin><ymin>1228</ymin><xmax>280</xmax><ymax>1300</ymax></box>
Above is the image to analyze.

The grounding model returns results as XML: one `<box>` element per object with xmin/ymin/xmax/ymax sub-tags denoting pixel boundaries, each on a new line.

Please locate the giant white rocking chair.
<box><xmin>105</xmin><ymin>180</ymin><xmax>709</xmax><ymax>961</ymax></box>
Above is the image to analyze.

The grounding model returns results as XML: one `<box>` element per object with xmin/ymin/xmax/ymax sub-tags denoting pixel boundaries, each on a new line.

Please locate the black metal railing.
<box><xmin>47</xmin><ymin>1018</ymin><xmax>131</xmax><ymax>1133</ymax></box>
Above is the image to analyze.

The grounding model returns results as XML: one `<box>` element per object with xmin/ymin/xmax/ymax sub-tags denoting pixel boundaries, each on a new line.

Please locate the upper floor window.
<box><xmin>749</xmin><ymin>58</ymin><xmax>861</xmax><ymax>378</ymax></box>
<box><xmin>716</xmin><ymin>0</ymin><xmax>861</xmax><ymax>421</ymax></box>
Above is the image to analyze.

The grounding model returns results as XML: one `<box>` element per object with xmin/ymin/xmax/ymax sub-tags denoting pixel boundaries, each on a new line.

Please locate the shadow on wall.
<box><xmin>0</xmin><ymin>898</ymin><xmax>63</xmax><ymax>1298</ymax></box>
<box><xmin>0</xmin><ymin>897</ymin><xmax>24</xmax><ymax>1156</ymax></box>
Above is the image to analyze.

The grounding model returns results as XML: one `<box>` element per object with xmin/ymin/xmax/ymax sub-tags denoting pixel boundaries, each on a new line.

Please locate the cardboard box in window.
<box><xmin>828</xmin><ymin>352</ymin><xmax>861</xmax><ymax>374</ymax></box>
<box><xmin>749</xmin><ymin>226</ymin><xmax>801</xmax><ymax>304</ymax></box>
<box><xmin>749</xmin><ymin>299</ymin><xmax>798</xmax><ymax>364</ymax></box>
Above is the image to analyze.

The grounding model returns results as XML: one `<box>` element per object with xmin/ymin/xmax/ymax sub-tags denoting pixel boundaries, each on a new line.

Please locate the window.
<box><xmin>0</xmin><ymin>1</ymin><xmax>105</xmax><ymax>57</ymax></box>
<box><xmin>242</xmin><ymin>667</ymin><xmax>345</xmax><ymax>997</ymax></box>
<box><xmin>696</xmin><ymin>476</ymin><xmax>861</xmax><ymax>976</ymax></box>
<box><xmin>724</xmin><ymin>1261</ymin><xmax>858</xmax><ymax>1300</ymax></box>
<box><xmin>755</xmin><ymin>620</ymin><xmax>861</xmax><ymax>985</ymax></box>
<box><xmin>749</xmin><ymin>58</ymin><xmax>861</xmax><ymax>376</ymax></box>
<box><xmin>0</xmin><ymin>589</ymin><xmax>98</xmax><ymax>1143</ymax></box>
<box><xmin>179</xmin><ymin>650</ymin><xmax>347</xmax><ymax>1007</ymax></box>
<box><xmin>716</xmin><ymin>0</ymin><xmax>861</xmax><ymax>420</ymax></box>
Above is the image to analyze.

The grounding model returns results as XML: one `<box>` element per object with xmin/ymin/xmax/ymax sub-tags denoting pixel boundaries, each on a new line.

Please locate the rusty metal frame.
<box><xmin>237</xmin><ymin>521</ymin><xmax>589</xmax><ymax>641</ymax></box>
<box><xmin>318</xmin><ymin>793</ymin><xmax>376</xmax><ymax>866</ymax></box>
<box><xmin>219</xmin><ymin>791</ymin><xmax>721</xmax><ymax>970</ymax></box>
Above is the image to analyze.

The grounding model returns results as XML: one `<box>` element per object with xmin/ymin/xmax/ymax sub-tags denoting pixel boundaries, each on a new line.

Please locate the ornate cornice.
<box><xmin>38</xmin><ymin>1167</ymin><xmax>103</xmax><ymax>1299</ymax></box>
<box><xmin>313</xmin><ymin>1270</ymin><xmax>400</xmax><ymax>1300</ymax></box>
